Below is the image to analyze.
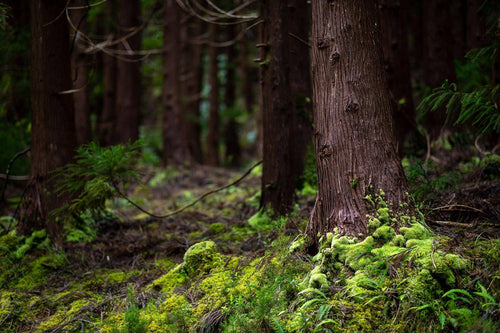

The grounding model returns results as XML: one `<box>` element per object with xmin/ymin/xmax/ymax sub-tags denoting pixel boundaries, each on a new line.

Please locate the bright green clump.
<box><xmin>182</xmin><ymin>240</ymin><xmax>220</xmax><ymax>276</ymax></box>
<box><xmin>401</xmin><ymin>222</ymin><xmax>433</xmax><ymax>240</ymax></box>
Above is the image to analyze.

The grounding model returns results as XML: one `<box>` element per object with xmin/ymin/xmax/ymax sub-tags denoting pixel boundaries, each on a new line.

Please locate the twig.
<box><xmin>289</xmin><ymin>32</ymin><xmax>311</xmax><ymax>48</ymax></box>
<box><xmin>423</xmin><ymin>128</ymin><xmax>431</xmax><ymax>167</ymax></box>
<box><xmin>1</xmin><ymin>148</ymin><xmax>30</xmax><ymax>203</ymax></box>
<box><xmin>112</xmin><ymin>160</ymin><xmax>262</xmax><ymax>219</ymax></box>
<box><xmin>429</xmin><ymin>204</ymin><xmax>484</xmax><ymax>213</ymax></box>
<box><xmin>428</xmin><ymin>220</ymin><xmax>475</xmax><ymax>228</ymax></box>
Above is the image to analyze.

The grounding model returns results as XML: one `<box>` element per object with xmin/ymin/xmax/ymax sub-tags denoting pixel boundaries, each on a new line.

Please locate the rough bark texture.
<box><xmin>163</xmin><ymin>0</ymin><xmax>189</xmax><ymax>165</ymax></box>
<box><xmin>422</xmin><ymin>0</ymin><xmax>457</xmax><ymax>138</ymax></box>
<box><xmin>98</xmin><ymin>0</ymin><xmax>117</xmax><ymax>146</ymax></box>
<box><xmin>180</xmin><ymin>15</ymin><xmax>203</xmax><ymax>164</ymax></box>
<box><xmin>224</xmin><ymin>24</ymin><xmax>241</xmax><ymax>167</ymax></box>
<box><xmin>206</xmin><ymin>23</ymin><xmax>220</xmax><ymax>166</ymax></box>
<box><xmin>307</xmin><ymin>0</ymin><xmax>413</xmax><ymax>242</ymax></box>
<box><xmin>465</xmin><ymin>0</ymin><xmax>486</xmax><ymax>50</ymax></box>
<box><xmin>259</xmin><ymin>0</ymin><xmax>312</xmax><ymax>214</ymax></box>
<box><xmin>70</xmin><ymin>0</ymin><xmax>92</xmax><ymax>146</ymax></box>
<box><xmin>378</xmin><ymin>0</ymin><xmax>416</xmax><ymax>155</ymax></box>
<box><xmin>113</xmin><ymin>0</ymin><xmax>141</xmax><ymax>144</ymax></box>
<box><xmin>19</xmin><ymin>0</ymin><xmax>76</xmax><ymax>242</ymax></box>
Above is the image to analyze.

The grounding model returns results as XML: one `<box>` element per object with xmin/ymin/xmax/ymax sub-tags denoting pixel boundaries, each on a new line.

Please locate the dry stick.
<box><xmin>1</xmin><ymin>148</ymin><xmax>30</xmax><ymax>203</ymax></box>
<box><xmin>112</xmin><ymin>160</ymin><xmax>263</xmax><ymax>220</ymax></box>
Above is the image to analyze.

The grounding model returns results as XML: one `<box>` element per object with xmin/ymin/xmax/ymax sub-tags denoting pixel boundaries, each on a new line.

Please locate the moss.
<box><xmin>400</xmin><ymin>222</ymin><xmax>433</xmax><ymax>240</ymax></box>
<box><xmin>289</xmin><ymin>234</ymin><xmax>309</xmax><ymax>253</ymax></box>
<box><xmin>36</xmin><ymin>297</ymin><xmax>97</xmax><ymax>332</ymax></box>
<box><xmin>309</xmin><ymin>272</ymin><xmax>328</xmax><ymax>289</ymax></box>
<box><xmin>182</xmin><ymin>240</ymin><xmax>220</xmax><ymax>276</ymax></box>
<box><xmin>372</xmin><ymin>225</ymin><xmax>396</xmax><ymax>243</ymax></box>
<box><xmin>331</xmin><ymin>236</ymin><xmax>375</xmax><ymax>271</ymax></box>
<box><xmin>149</xmin><ymin>268</ymin><xmax>186</xmax><ymax>294</ymax></box>
<box><xmin>376</xmin><ymin>207</ymin><xmax>391</xmax><ymax>225</ymax></box>
<box><xmin>208</xmin><ymin>222</ymin><xmax>225</xmax><ymax>234</ymax></box>
<box><xmin>391</xmin><ymin>234</ymin><xmax>406</xmax><ymax>247</ymax></box>
<box><xmin>15</xmin><ymin>252</ymin><xmax>67</xmax><ymax>291</ymax></box>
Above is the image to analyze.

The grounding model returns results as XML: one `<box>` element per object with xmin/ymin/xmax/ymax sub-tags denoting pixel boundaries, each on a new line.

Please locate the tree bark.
<box><xmin>224</xmin><ymin>24</ymin><xmax>241</xmax><ymax>167</ymax></box>
<box><xmin>19</xmin><ymin>0</ymin><xmax>76</xmax><ymax>242</ymax></box>
<box><xmin>70</xmin><ymin>0</ymin><xmax>92</xmax><ymax>146</ymax></box>
<box><xmin>180</xmin><ymin>15</ymin><xmax>203</xmax><ymax>164</ymax></box>
<box><xmin>465</xmin><ymin>0</ymin><xmax>486</xmax><ymax>51</ymax></box>
<box><xmin>113</xmin><ymin>0</ymin><xmax>141</xmax><ymax>144</ymax></box>
<box><xmin>259</xmin><ymin>0</ymin><xmax>312</xmax><ymax>214</ymax></box>
<box><xmin>206</xmin><ymin>23</ymin><xmax>220</xmax><ymax>166</ymax></box>
<box><xmin>422</xmin><ymin>0</ymin><xmax>457</xmax><ymax>138</ymax></box>
<box><xmin>162</xmin><ymin>0</ymin><xmax>189</xmax><ymax>165</ymax></box>
<box><xmin>378</xmin><ymin>0</ymin><xmax>416</xmax><ymax>155</ymax></box>
<box><xmin>98</xmin><ymin>0</ymin><xmax>117</xmax><ymax>146</ymax></box>
<box><xmin>306</xmin><ymin>0</ymin><xmax>413</xmax><ymax>243</ymax></box>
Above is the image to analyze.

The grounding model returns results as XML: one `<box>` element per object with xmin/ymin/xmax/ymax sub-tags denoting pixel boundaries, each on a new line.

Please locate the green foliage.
<box><xmin>55</xmin><ymin>141</ymin><xmax>142</xmax><ymax>215</ymax></box>
<box><xmin>418</xmin><ymin>45</ymin><xmax>500</xmax><ymax>136</ymax></box>
<box><xmin>404</xmin><ymin>158</ymin><xmax>463</xmax><ymax>203</ymax></box>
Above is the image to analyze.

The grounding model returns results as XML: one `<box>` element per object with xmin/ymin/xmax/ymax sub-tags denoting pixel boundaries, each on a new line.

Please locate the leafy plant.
<box><xmin>418</xmin><ymin>45</ymin><xmax>500</xmax><ymax>136</ymax></box>
<box><xmin>54</xmin><ymin>141</ymin><xmax>142</xmax><ymax>215</ymax></box>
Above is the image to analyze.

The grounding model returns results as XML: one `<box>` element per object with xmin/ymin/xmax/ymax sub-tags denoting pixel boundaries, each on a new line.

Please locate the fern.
<box><xmin>418</xmin><ymin>81</ymin><xmax>500</xmax><ymax>135</ymax></box>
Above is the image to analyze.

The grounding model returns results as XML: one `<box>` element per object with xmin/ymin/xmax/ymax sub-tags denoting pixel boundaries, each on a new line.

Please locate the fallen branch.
<box><xmin>1</xmin><ymin>148</ymin><xmax>30</xmax><ymax>203</ymax></box>
<box><xmin>428</xmin><ymin>220</ymin><xmax>475</xmax><ymax>228</ymax></box>
<box><xmin>112</xmin><ymin>160</ymin><xmax>262</xmax><ymax>220</ymax></box>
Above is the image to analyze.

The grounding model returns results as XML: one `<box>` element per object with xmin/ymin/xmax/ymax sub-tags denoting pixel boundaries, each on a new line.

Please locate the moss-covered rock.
<box><xmin>182</xmin><ymin>240</ymin><xmax>220</xmax><ymax>276</ymax></box>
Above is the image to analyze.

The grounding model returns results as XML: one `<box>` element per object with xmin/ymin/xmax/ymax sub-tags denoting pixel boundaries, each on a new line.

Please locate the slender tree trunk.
<box><xmin>224</xmin><ymin>24</ymin><xmax>241</xmax><ymax>167</ymax></box>
<box><xmin>306</xmin><ymin>0</ymin><xmax>413</xmax><ymax>244</ymax></box>
<box><xmin>113</xmin><ymin>0</ymin><xmax>141</xmax><ymax>144</ymax></box>
<box><xmin>180</xmin><ymin>15</ymin><xmax>203</xmax><ymax>164</ymax></box>
<box><xmin>98</xmin><ymin>0</ymin><xmax>117</xmax><ymax>146</ymax></box>
<box><xmin>422</xmin><ymin>0</ymin><xmax>457</xmax><ymax>138</ymax></box>
<box><xmin>259</xmin><ymin>0</ymin><xmax>312</xmax><ymax>214</ymax></box>
<box><xmin>379</xmin><ymin>0</ymin><xmax>416</xmax><ymax>155</ymax></box>
<box><xmin>163</xmin><ymin>0</ymin><xmax>189</xmax><ymax>165</ymax></box>
<box><xmin>70</xmin><ymin>0</ymin><xmax>92</xmax><ymax>145</ymax></box>
<box><xmin>238</xmin><ymin>25</ymin><xmax>255</xmax><ymax>113</ymax></box>
<box><xmin>206</xmin><ymin>23</ymin><xmax>220</xmax><ymax>166</ymax></box>
<box><xmin>19</xmin><ymin>0</ymin><xmax>76</xmax><ymax>242</ymax></box>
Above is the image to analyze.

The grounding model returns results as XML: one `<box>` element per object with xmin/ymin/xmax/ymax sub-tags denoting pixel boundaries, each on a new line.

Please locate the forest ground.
<box><xmin>0</xmin><ymin>143</ymin><xmax>499</xmax><ymax>332</ymax></box>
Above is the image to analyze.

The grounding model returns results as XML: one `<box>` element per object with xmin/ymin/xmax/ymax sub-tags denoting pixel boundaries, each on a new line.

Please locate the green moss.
<box><xmin>331</xmin><ymin>236</ymin><xmax>375</xmax><ymax>271</ymax></box>
<box><xmin>149</xmin><ymin>268</ymin><xmax>186</xmax><ymax>294</ymax></box>
<box><xmin>372</xmin><ymin>225</ymin><xmax>396</xmax><ymax>243</ymax></box>
<box><xmin>182</xmin><ymin>240</ymin><xmax>220</xmax><ymax>276</ymax></box>
<box><xmin>309</xmin><ymin>272</ymin><xmax>328</xmax><ymax>288</ymax></box>
<box><xmin>208</xmin><ymin>222</ymin><xmax>225</xmax><ymax>233</ymax></box>
<box><xmin>15</xmin><ymin>252</ymin><xmax>67</xmax><ymax>291</ymax></box>
<box><xmin>400</xmin><ymin>222</ymin><xmax>433</xmax><ymax>240</ymax></box>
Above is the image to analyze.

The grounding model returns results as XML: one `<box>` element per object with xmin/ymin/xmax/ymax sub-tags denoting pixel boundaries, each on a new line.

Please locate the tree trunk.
<box><xmin>70</xmin><ymin>0</ymin><xmax>92</xmax><ymax>146</ymax></box>
<box><xmin>162</xmin><ymin>0</ymin><xmax>189</xmax><ymax>165</ymax></box>
<box><xmin>422</xmin><ymin>0</ymin><xmax>457</xmax><ymax>138</ymax></box>
<box><xmin>98</xmin><ymin>0</ymin><xmax>117</xmax><ymax>146</ymax></box>
<box><xmin>378</xmin><ymin>0</ymin><xmax>416</xmax><ymax>155</ymax></box>
<box><xmin>306</xmin><ymin>0</ymin><xmax>413</xmax><ymax>243</ymax></box>
<box><xmin>259</xmin><ymin>0</ymin><xmax>312</xmax><ymax>214</ymax></box>
<box><xmin>206</xmin><ymin>23</ymin><xmax>220</xmax><ymax>166</ymax></box>
<box><xmin>465</xmin><ymin>0</ymin><xmax>486</xmax><ymax>51</ymax></box>
<box><xmin>180</xmin><ymin>15</ymin><xmax>203</xmax><ymax>164</ymax></box>
<box><xmin>113</xmin><ymin>0</ymin><xmax>141</xmax><ymax>144</ymax></box>
<box><xmin>19</xmin><ymin>0</ymin><xmax>76</xmax><ymax>242</ymax></box>
<box><xmin>224</xmin><ymin>24</ymin><xmax>241</xmax><ymax>167</ymax></box>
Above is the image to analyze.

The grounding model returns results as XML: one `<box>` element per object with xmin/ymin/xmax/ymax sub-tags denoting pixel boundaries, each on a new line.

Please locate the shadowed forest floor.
<box><xmin>0</xmin><ymin>146</ymin><xmax>499</xmax><ymax>332</ymax></box>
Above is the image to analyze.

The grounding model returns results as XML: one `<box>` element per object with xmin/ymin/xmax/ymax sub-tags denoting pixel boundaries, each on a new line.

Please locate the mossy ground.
<box><xmin>0</xmin><ymin>153</ymin><xmax>499</xmax><ymax>332</ymax></box>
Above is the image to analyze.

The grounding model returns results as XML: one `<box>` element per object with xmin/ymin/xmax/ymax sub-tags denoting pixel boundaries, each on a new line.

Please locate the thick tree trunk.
<box><xmin>113</xmin><ymin>0</ymin><xmax>141</xmax><ymax>144</ymax></box>
<box><xmin>70</xmin><ymin>0</ymin><xmax>92</xmax><ymax>146</ymax></box>
<box><xmin>19</xmin><ymin>0</ymin><xmax>76</xmax><ymax>242</ymax></box>
<box><xmin>259</xmin><ymin>0</ymin><xmax>312</xmax><ymax>214</ymax></box>
<box><xmin>206</xmin><ymin>23</ymin><xmax>220</xmax><ymax>166</ymax></box>
<box><xmin>422</xmin><ymin>0</ymin><xmax>457</xmax><ymax>138</ymax></box>
<box><xmin>163</xmin><ymin>0</ymin><xmax>189</xmax><ymax>165</ymax></box>
<box><xmin>307</xmin><ymin>0</ymin><xmax>413</xmax><ymax>243</ymax></box>
<box><xmin>224</xmin><ymin>24</ymin><xmax>241</xmax><ymax>167</ymax></box>
<box><xmin>180</xmin><ymin>15</ymin><xmax>203</xmax><ymax>164</ymax></box>
<box><xmin>465</xmin><ymin>0</ymin><xmax>486</xmax><ymax>51</ymax></box>
<box><xmin>378</xmin><ymin>0</ymin><xmax>416</xmax><ymax>155</ymax></box>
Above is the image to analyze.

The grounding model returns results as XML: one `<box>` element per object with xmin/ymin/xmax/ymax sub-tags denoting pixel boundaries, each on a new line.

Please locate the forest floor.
<box><xmin>0</xmin><ymin>145</ymin><xmax>499</xmax><ymax>332</ymax></box>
